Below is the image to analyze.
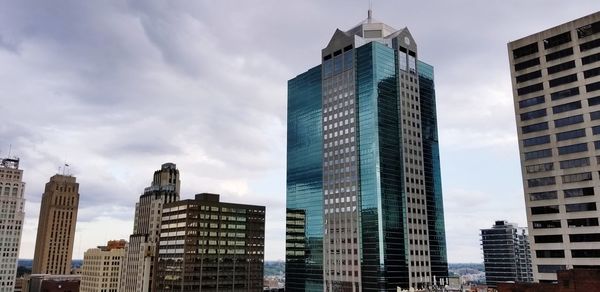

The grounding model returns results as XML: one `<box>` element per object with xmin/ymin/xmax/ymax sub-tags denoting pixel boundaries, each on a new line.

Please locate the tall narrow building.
<box><xmin>0</xmin><ymin>157</ymin><xmax>26</xmax><ymax>291</ymax></box>
<box><xmin>32</xmin><ymin>173</ymin><xmax>80</xmax><ymax>275</ymax></box>
<box><xmin>120</xmin><ymin>163</ymin><xmax>179</xmax><ymax>292</ymax></box>
<box><xmin>481</xmin><ymin>220</ymin><xmax>533</xmax><ymax>288</ymax></box>
<box><xmin>508</xmin><ymin>11</ymin><xmax>600</xmax><ymax>282</ymax></box>
<box><xmin>286</xmin><ymin>11</ymin><xmax>448</xmax><ymax>291</ymax></box>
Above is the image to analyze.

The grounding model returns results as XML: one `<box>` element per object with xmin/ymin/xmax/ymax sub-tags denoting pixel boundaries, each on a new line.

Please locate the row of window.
<box><xmin>531</xmin><ymin>202</ymin><xmax>597</xmax><ymax>215</ymax></box>
<box><xmin>535</xmin><ymin>232</ymin><xmax>600</xmax><ymax>243</ymax></box>
<box><xmin>533</xmin><ymin>217</ymin><xmax>599</xmax><ymax>229</ymax></box>
<box><xmin>530</xmin><ymin>187</ymin><xmax>594</xmax><ymax>201</ymax></box>
<box><xmin>527</xmin><ymin>171</ymin><xmax>594</xmax><ymax>188</ymax></box>
<box><xmin>537</xmin><ymin>249</ymin><xmax>600</xmax><ymax>258</ymax></box>
<box><xmin>518</xmin><ymin>78</ymin><xmax>600</xmax><ymax>97</ymax></box>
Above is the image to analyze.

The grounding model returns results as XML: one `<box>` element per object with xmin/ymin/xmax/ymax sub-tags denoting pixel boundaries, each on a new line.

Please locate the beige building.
<box><xmin>80</xmin><ymin>240</ymin><xmax>126</xmax><ymax>292</ymax></box>
<box><xmin>120</xmin><ymin>163</ymin><xmax>179</xmax><ymax>292</ymax></box>
<box><xmin>508</xmin><ymin>12</ymin><xmax>600</xmax><ymax>282</ymax></box>
<box><xmin>32</xmin><ymin>174</ymin><xmax>80</xmax><ymax>275</ymax></box>
<box><xmin>0</xmin><ymin>157</ymin><xmax>25</xmax><ymax>292</ymax></box>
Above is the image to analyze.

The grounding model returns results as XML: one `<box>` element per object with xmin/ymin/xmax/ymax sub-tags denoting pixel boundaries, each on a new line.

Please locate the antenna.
<box><xmin>7</xmin><ymin>144</ymin><xmax>11</xmax><ymax>158</ymax></box>
<box><xmin>368</xmin><ymin>0</ymin><xmax>373</xmax><ymax>22</ymax></box>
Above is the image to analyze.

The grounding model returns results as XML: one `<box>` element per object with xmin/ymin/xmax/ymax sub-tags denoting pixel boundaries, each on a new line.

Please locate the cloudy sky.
<box><xmin>2</xmin><ymin>1</ymin><xmax>599</xmax><ymax>263</ymax></box>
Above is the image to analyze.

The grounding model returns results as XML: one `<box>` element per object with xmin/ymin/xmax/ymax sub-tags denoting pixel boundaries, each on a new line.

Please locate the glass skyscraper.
<box><xmin>286</xmin><ymin>11</ymin><xmax>448</xmax><ymax>291</ymax></box>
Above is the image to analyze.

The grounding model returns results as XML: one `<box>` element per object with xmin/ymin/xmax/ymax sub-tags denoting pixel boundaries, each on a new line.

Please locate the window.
<box><xmin>558</xmin><ymin>143</ymin><xmax>588</xmax><ymax>155</ymax></box>
<box><xmin>591</xmin><ymin>111</ymin><xmax>600</xmax><ymax>120</ymax></box>
<box><xmin>593</xmin><ymin>126</ymin><xmax>600</xmax><ymax>135</ymax></box>
<box><xmin>529</xmin><ymin>191</ymin><xmax>558</xmax><ymax>201</ymax></box>
<box><xmin>582</xmin><ymin>52</ymin><xmax>600</xmax><ymax>65</ymax></box>
<box><xmin>522</xmin><ymin>122</ymin><xmax>549</xmax><ymax>134</ymax></box>
<box><xmin>553</xmin><ymin>101</ymin><xmax>581</xmax><ymax>114</ymax></box>
<box><xmin>577</xmin><ymin>21</ymin><xmax>600</xmax><ymax>38</ymax></box>
<box><xmin>520</xmin><ymin>109</ymin><xmax>547</xmax><ymax>121</ymax></box>
<box><xmin>544</xmin><ymin>32</ymin><xmax>572</xmax><ymax>49</ymax></box>
<box><xmin>554</xmin><ymin>114</ymin><xmax>583</xmax><ymax>127</ymax></box>
<box><xmin>580</xmin><ymin>38</ymin><xmax>600</xmax><ymax>52</ymax></box>
<box><xmin>523</xmin><ymin>135</ymin><xmax>551</xmax><ymax>147</ymax></box>
<box><xmin>536</xmin><ymin>250</ymin><xmax>565</xmax><ymax>258</ymax></box>
<box><xmin>546</xmin><ymin>47</ymin><xmax>574</xmax><ymax>62</ymax></box>
<box><xmin>548</xmin><ymin>60</ymin><xmax>576</xmax><ymax>74</ymax></box>
<box><xmin>567</xmin><ymin>218</ymin><xmax>599</xmax><ymax>227</ymax></box>
<box><xmin>531</xmin><ymin>205</ymin><xmax>560</xmax><ymax>215</ymax></box>
<box><xmin>525</xmin><ymin>162</ymin><xmax>553</xmax><ymax>173</ymax></box>
<box><xmin>595</xmin><ymin>140</ymin><xmax>600</xmax><ymax>149</ymax></box>
<box><xmin>534</xmin><ymin>235</ymin><xmax>563</xmax><ymax>243</ymax></box>
<box><xmin>562</xmin><ymin>172</ymin><xmax>592</xmax><ymax>183</ymax></box>
<box><xmin>517</xmin><ymin>83</ymin><xmax>544</xmax><ymax>96</ymax></box>
<box><xmin>560</xmin><ymin>157</ymin><xmax>590</xmax><ymax>169</ymax></box>
<box><xmin>584</xmin><ymin>67</ymin><xmax>600</xmax><ymax>79</ymax></box>
<box><xmin>549</xmin><ymin>74</ymin><xmax>578</xmax><ymax>88</ymax></box>
<box><xmin>587</xmin><ymin>81</ymin><xmax>600</xmax><ymax>93</ymax></box>
<box><xmin>566</xmin><ymin>202</ymin><xmax>597</xmax><ymax>212</ymax></box>
<box><xmin>590</xmin><ymin>98</ymin><xmax>600</xmax><ymax>109</ymax></box>
<box><xmin>551</xmin><ymin>87</ymin><xmax>579</xmax><ymax>100</ymax></box>
<box><xmin>564</xmin><ymin>187</ymin><xmax>594</xmax><ymax>198</ymax></box>
<box><xmin>515</xmin><ymin>57</ymin><xmax>540</xmax><ymax>71</ymax></box>
<box><xmin>528</xmin><ymin>176</ymin><xmax>556</xmax><ymax>187</ymax></box>
<box><xmin>571</xmin><ymin>249</ymin><xmax>600</xmax><ymax>258</ymax></box>
<box><xmin>519</xmin><ymin>95</ymin><xmax>545</xmax><ymax>108</ymax></box>
<box><xmin>513</xmin><ymin>42</ymin><xmax>539</xmax><ymax>59</ymax></box>
<box><xmin>570</xmin><ymin>233</ymin><xmax>600</xmax><ymax>242</ymax></box>
<box><xmin>516</xmin><ymin>70</ymin><xmax>542</xmax><ymax>83</ymax></box>
<box><xmin>556</xmin><ymin>129</ymin><xmax>586</xmax><ymax>141</ymax></box>
<box><xmin>533</xmin><ymin>220</ymin><xmax>561</xmax><ymax>229</ymax></box>
<box><xmin>524</xmin><ymin>148</ymin><xmax>552</xmax><ymax>160</ymax></box>
<box><xmin>538</xmin><ymin>265</ymin><xmax>566</xmax><ymax>273</ymax></box>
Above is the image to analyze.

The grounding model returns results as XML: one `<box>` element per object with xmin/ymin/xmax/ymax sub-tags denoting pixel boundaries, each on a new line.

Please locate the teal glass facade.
<box><xmin>286</xmin><ymin>65</ymin><xmax>324</xmax><ymax>291</ymax></box>
<box><xmin>286</xmin><ymin>20</ymin><xmax>447</xmax><ymax>292</ymax></box>
<box><xmin>418</xmin><ymin>61</ymin><xmax>449</xmax><ymax>280</ymax></box>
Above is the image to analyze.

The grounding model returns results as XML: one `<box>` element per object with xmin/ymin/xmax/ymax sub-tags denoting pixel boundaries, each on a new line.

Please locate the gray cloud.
<box><xmin>2</xmin><ymin>0</ymin><xmax>599</xmax><ymax>261</ymax></box>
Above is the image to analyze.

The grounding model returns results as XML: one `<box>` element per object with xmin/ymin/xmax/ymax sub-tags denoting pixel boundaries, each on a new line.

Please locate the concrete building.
<box><xmin>120</xmin><ymin>163</ymin><xmax>179</xmax><ymax>292</ymax></box>
<box><xmin>286</xmin><ymin>9</ymin><xmax>447</xmax><ymax>291</ymax></box>
<box><xmin>80</xmin><ymin>240</ymin><xmax>126</xmax><ymax>292</ymax></box>
<box><xmin>508</xmin><ymin>12</ymin><xmax>600</xmax><ymax>282</ymax></box>
<box><xmin>0</xmin><ymin>157</ymin><xmax>25</xmax><ymax>292</ymax></box>
<box><xmin>481</xmin><ymin>221</ymin><xmax>533</xmax><ymax>288</ymax></box>
<box><xmin>32</xmin><ymin>174</ymin><xmax>80</xmax><ymax>275</ymax></box>
<box><xmin>154</xmin><ymin>193</ymin><xmax>265</xmax><ymax>292</ymax></box>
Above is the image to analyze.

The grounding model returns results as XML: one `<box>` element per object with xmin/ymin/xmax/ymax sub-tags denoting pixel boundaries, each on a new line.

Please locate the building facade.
<box><xmin>32</xmin><ymin>174</ymin><xmax>80</xmax><ymax>275</ymax></box>
<box><xmin>80</xmin><ymin>240</ymin><xmax>126</xmax><ymax>292</ymax></box>
<box><xmin>0</xmin><ymin>158</ymin><xmax>25</xmax><ymax>291</ymax></box>
<box><xmin>120</xmin><ymin>163</ymin><xmax>180</xmax><ymax>292</ymax></box>
<box><xmin>286</xmin><ymin>11</ymin><xmax>448</xmax><ymax>291</ymax></box>
<box><xmin>154</xmin><ymin>193</ymin><xmax>265</xmax><ymax>292</ymax></box>
<box><xmin>481</xmin><ymin>220</ymin><xmax>533</xmax><ymax>288</ymax></box>
<box><xmin>25</xmin><ymin>274</ymin><xmax>81</xmax><ymax>292</ymax></box>
<box><xmin>508</xmin><ymin>12</ymin><xmax>600</xmax><ymax>282</ymax></box>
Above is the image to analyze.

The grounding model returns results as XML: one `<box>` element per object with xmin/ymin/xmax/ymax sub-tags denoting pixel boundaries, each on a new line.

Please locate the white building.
<box><xmin>0</xmin><ymin>157</ymin><xmax>25</xmax><ymax>292</ymax></box>
<box><xmin>81</xmin><ymin>240</ymin><xmax>126</xmax><ymax>292</ymax></box>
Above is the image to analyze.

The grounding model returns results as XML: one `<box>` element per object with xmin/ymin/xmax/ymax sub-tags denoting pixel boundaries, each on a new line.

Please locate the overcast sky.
<box><xmin>2</xmin><ymin>1</ymin><xmax>600</xmax><ymax>263</ymax></box>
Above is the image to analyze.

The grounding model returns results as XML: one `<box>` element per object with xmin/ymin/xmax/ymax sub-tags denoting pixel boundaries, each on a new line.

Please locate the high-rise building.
<box><xmin>154</xmin><ymin>193</ymin><xmax>265</xmax><ymax>291</ymax></box>
<box><xmin>32</xmin><ymin>173</ymin><xmax>80</xmax><ymax>275</ymax></box>
<box><xmin>481</xmin><ymin>220</ymin><xmax>533</xmax><ymax>288</ymax></box>
<box><xmin>80</xmin><ymin>240</ymin><xmax>126</xmax><ymax>292</ymax></box>
<box><xmin>508</xmin><ymin>11</ymin><xmax>600</xmax><ymax>282</ymax></box>
<box><xmin>120</xmin><ymin>163</ymin><xmax>179</xmax><ymax>292</ymax></box>
<box><xmin>0</xmin><ymin>157</ymin><xmax>25</xmax><ymax>291</ymax></box>
<box><xmin>286</xmin><ymin>10</ymin><xmax>448</xmax><ymax>291</ymax></box>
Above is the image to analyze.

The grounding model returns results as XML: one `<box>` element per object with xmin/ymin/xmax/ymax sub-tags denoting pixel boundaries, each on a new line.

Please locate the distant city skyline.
<box><xmin>1</xmin><ymin>1</ymin><xmax>600</xmax><ymax>264</ymax></box>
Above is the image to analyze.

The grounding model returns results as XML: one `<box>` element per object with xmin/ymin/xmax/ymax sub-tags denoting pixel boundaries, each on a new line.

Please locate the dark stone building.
<box><xmin>154</xmin><ymin>193</ymin><xmax>265</xmax><ymax>292</ymax></box>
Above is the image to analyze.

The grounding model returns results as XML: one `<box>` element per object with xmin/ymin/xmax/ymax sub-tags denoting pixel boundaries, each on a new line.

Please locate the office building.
<box><xmin>153</xmin><ymin>193</ymin><xmax>265</xmax><ymax>291</ymax></box>
<box><xmin>481</xmin><ymin>220</ymin><xmax>533</xmax><ymax>288</ymax></box>
<box><xmin>0</xmin><ymin>157</ymin><xmax>25</xmax><ymax>291</ymax></box>
<box><xmin>80</xmin><ymin>240</ymin><xmax>126</xmax><ymax>292</ymax></box>
<box><xmin>286</xmin><ymin>10</ymin><xmax>448</xmax><ymax>291</ymax></box>
<box><xmin>120</xmin><ymin>163</ymin><xmax>180</xmax><ymax>292</ymax></box>
<box><xmin>508</xmin><ymin>12</ymin><xmax>600</xmax><ymax>282</ymax></box>
<box><xmin>24</xmin><ymin>274</ymin><xmax>81</xmax><ymax>292</ymax></box>
<box><xmin>32</xmin><ymin>173</ymin><xmax>80</xmax><ymax>275</ymax></box>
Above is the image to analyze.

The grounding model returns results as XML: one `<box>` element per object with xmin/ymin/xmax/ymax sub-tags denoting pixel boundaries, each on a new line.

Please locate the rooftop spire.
<box><xmin>367</xmin><ymin>0</ymin><xmax>373</xmax><ymax>23</ymax></box>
